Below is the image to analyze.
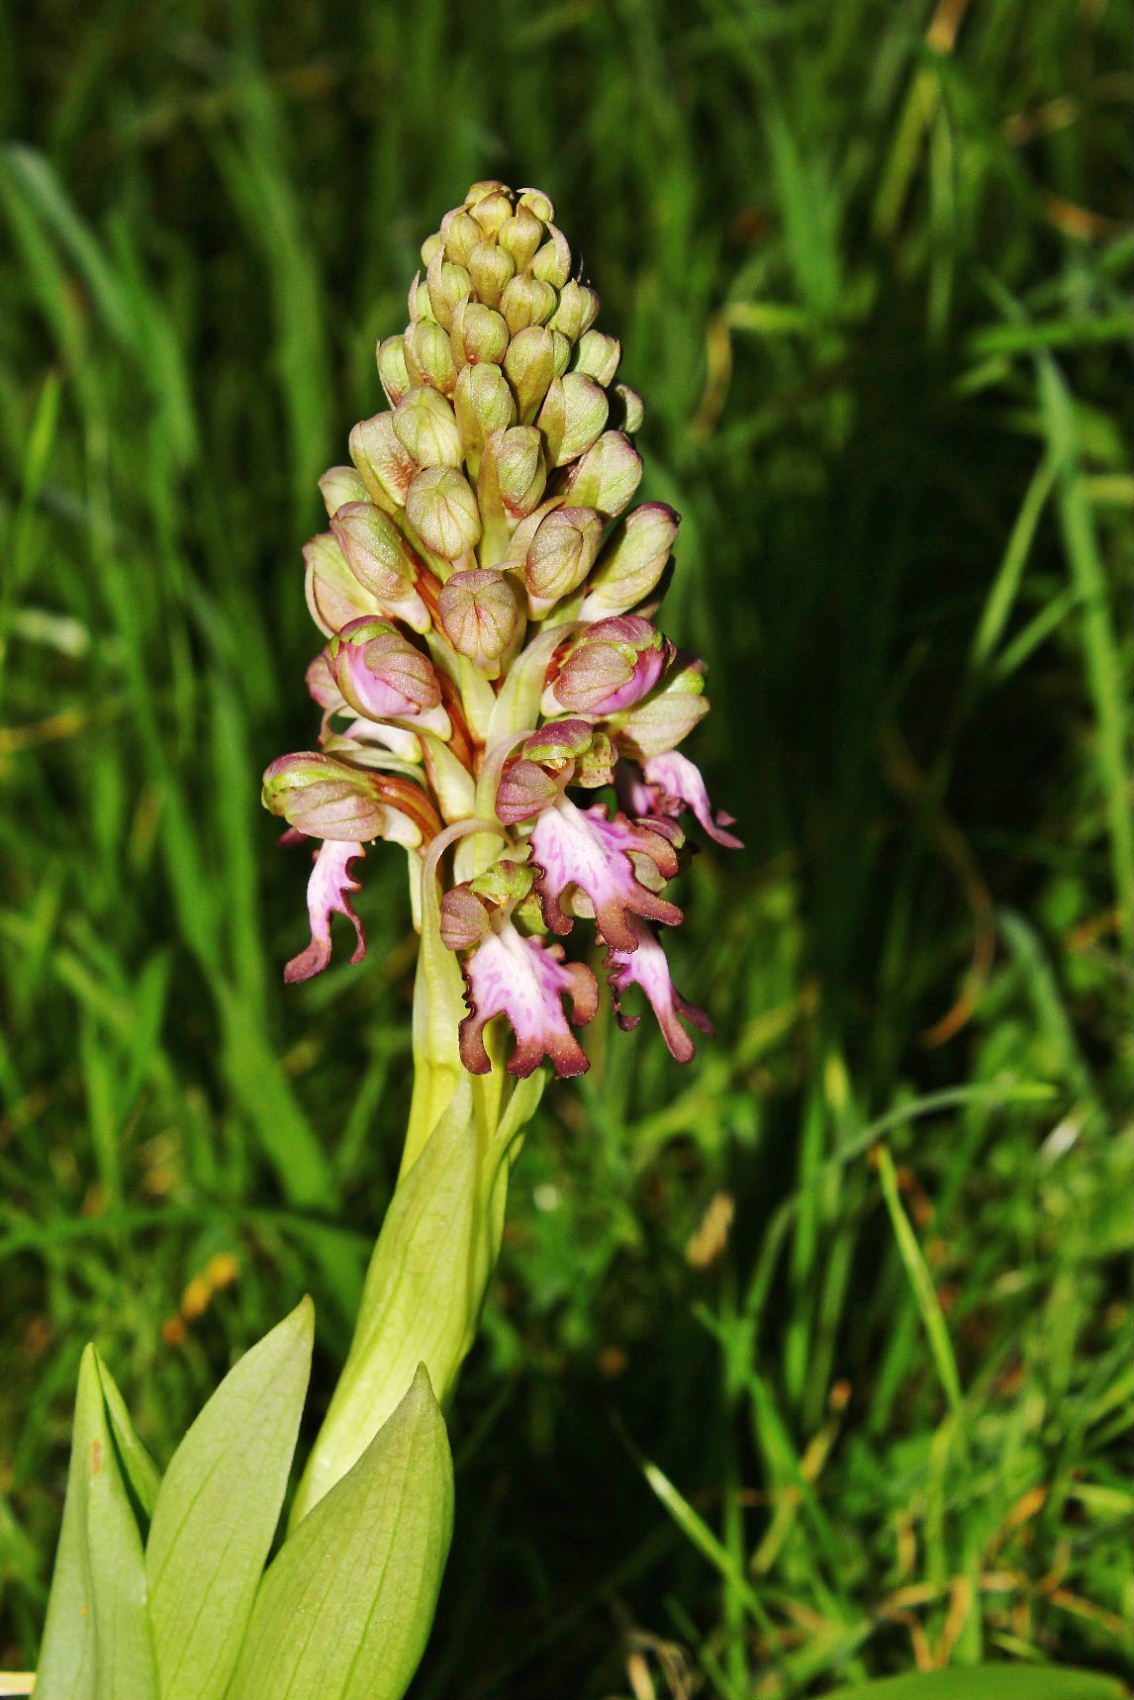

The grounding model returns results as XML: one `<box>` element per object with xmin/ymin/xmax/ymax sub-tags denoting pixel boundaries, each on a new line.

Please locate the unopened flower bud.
<box><xmin>304</xmin><ymin>532</ymin><xmax>374</xmax><ymax>637</ymax></box>
<box><xmin>561</xmin><ymin>430</ymin><xmax>642</xmax><ymax>519</ymax></box>
<box><xmin>330</xmin><ymin>502</ymin><xmax>426</xmax><ymax>628</ymax></box>
<box><xmin>437</xmin><ymin>567</ymin><xmax>525</xmax><ymax>675</ymax></box>
<box><xmin>440</xmin><ymin>884</ymin><xmax>492</xmax><ymax>951</ymax></box>
<box><xmin>349</xmin><ymin>413</ymin><xmax>417</xmax><ymax>510</ymax></box>
<box><xmin>405</xmin><ymin>464</ymin><xmax>481</xmax><ymax>559</ymax></box>
<box><xmin>481</xmin><ymin>426</ymin><xmax>546</xmax><ymax>520</ymax></box>
<box><xmin>393</xmin><ymin>387</ymin><xmax>463</xmax><ymax>467</ymax></box>
<box><xmin>498</xmin><ymin>206</ymin><xmax>545</xmax><ymax>269</ymax></box>
<box><xmin>613</xmin><ymin>384</ymin><xmax>644</xmax><ymax>433</ymax></box>
<box><xmin>609</xmin><ymin>659</ymin><xmax>709</xmax><ymax>757</ymax></box>
<box><xmin>469</xmin><ymin>187</ymin><xmax>512</xmax><ymax>235</ymax></box>
<box><xmin>420</xmin><ymin>233</ymin><xmax>443</xmax><ymax>267</ymax></box>
<box><xmin>550</xmin><ymin>281</ymin><xmax>601</xmax><ymax>340</ymax></box>
<box><xmin>524</xmin><ymin>505</ymin><xmax>605</xmax><ymax>614</ymax></box>
<box><xmin>328</xmin><ymin>617</ymin><xmax>443</xmax><ymax>721</ymax></box>
<box><xmin>407</xmin><ymin>272</ymin><xmax>437</xmax><ymax>323</ymax></box>
<box><xmin>504</xmin><ymin>326</ymin><xmax>559</xmax><ymax>421</ymax></box>
<box><xmin>468</xmin><ymin>239</ymin><xmax>515</xmax><ymax>307</ymax></box>
<box><xmin>454</xmin><ymin>363</ymin><xmax>517</xmax><ymax>464</ymax></box>
<box><xmin>377</xmin><ymin>335</ymin><xmax>413</xmax><ymax>405</ymax></box>
<box><xmin>440</xmin><ymin>208</ymin><xmax>482</xmax><ymax>266</ymax></box>
<box><xmin>319</xmin><ymin>465</ymin><xmax>369</xmax><ymax>519</ymax></box>
<box><xmin>403</xmin><ymin>320</ymin><xmax>458</xmax><ymax>393</ymax></box>
<box><xmin>263</xmin><ymin>751</ymin><xmax>413</xmax><ymax>842</ymax></box>
<box><xmin>426</xmin><ymin>254</ymin><xmax>472</xmax><ymax>330</ymax></box>
<box><xmin>496</xmin><ymin>758</ymin><xmax>563</xmax><ymax>824</ymax></box>
<box><xmin>546</xmin><ymin>615</ymin><xmax>670</xmax><ymax>716</ymax></box>
<box><xmin>572</xmin><ymin>330</ymin><xmax>620</xmax><ymax>386</ymax></box>
<box><xmin>531</xmin><ymin>227</ymin><xmax>572</xmax><ymax>288</ymax></box>
<box><xmin>537</xmin><ymin>372</ymin><xmax>609</xmax><ymax>467</ymax></box>
<box><xmin>450</xmin><ymin>302</ymin><xmax>510</xmax><ymax>368</ymax></box>
<box><xmin>584</xmin><ymin>503</ymin><xmax>679</xmax><ymax>617</ymax></box>
<box><xmin>517</xmin><ymin>187</ymin><xmax>555</xmax><ymax>221</ymax></box>
<box><xmin>500</xmin><ymin>274</ymin><xmax>558</xmax><ymax>335</ymax></box>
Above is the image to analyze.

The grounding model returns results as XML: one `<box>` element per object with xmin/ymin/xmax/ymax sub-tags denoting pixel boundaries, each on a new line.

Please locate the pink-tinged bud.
<box><xmin>405</xmin><ymin>465</ymin><xmax>481</xmax><ymax>559</ymax></box>
<box><xmin>605</xmin><ymin>916</ymin><xmax>712</xmax><ymax>1063</ymax></box>
<box><xmin>328</xmin><ymin>617</ymin><xmax>443</xmax><ymax>721</ymax></box>
<box><xmin>440</xmin><ymin>885</ymin><xmax>492</xmax><ymax>951</ymax></box>
<box><xmin>521</xmin><ymin>718</ymin><xmax>595</xmax><ymax>765</ymax></box>
<box><xmin>500</xmin><ymin>274</ymin><xmax>558</xmax><ymax>335</ymax></box>
<box><xmin>468</xmin><ymin>239</ymin><xmax>515</xmax><ymax>308</ymax></box>
<box><xmin>349</xmin><ymin>413</ymin><xmax>417</xmax><ymax>510</ymax></box>
<box><xmin>524</xmin><ymin>506</ymin><xmax>605</xmax><ymax>615</ymax></box>
<box><xmin>438</xmin><ymin>567</ymin><xmax>525</xmax><ymax>675</ymax></box>
<box><xmin>550</xmin><ymin>281</ymin><xmax>601</xmax><ymax>341</ymax></box>
<box><xmin>450</xmin><ymin>301</ymin><xmax>510</xmax><ymax>368</ymax></box>
<box><xmin>609</xmin><ymin>659</ymin><xmax>709</xmax><ymax>757</ymax></box>
<box><xmin>572</xmin><ymin>330</ymin><xmax>620</xmax><ymax>387</ymax></box>
<box><xmin>531</xmin><ymin>227</ymin><xmax>572</xmax><ymax>289</ymax></box>
<box><xmin>393</xmin><ymin>387</ymin><xmax>463</xmax><ymax>467</ymax></box>
<box><xmin>441</xmin><ymin>208</ymin><xmax>482</xmax><ymax>266</ymax></box>
<box><xmin>454</xmin><ymin>363</ymin><xmax>517</xmax><ymax>462</ymax></box>
<box><xmin>304</xmin><ymin>532</ymin><xmax>378</xmax><ymax>637</ymax></box>
<box><xmin>498</xmin><ymin>206</ymin><xmax>545</xmax><ymax>269</ymax></box>
<box><xmin>545</xmin><ymin>615</ymin><xmax>671</xmax><ymax>715</ymax></box>
<box><xmin>505</xmin><ymin>326</ymin><xmax>564</xmax><ymax>422</ymax></box>
<box><xmin>319</xmin><ymin>465</ymin><xmax>369</xmax><ymax>519</ymax></box>
<box><xmin>538</xmin><ymin>373</ymin><xmax>609</xmax><ymax>469</ymax></box>
<box><xmin>426</xmin><ymin>253</ymin><xmax>472</xmax><ymax>330</ymax></box>
<box><xmin>496</xmin><ymin>758</ymin><xmax>563</xmax><ymax>824</ymax></box>
<box><xmin>329</xmin><ymin>502</ymin><xmax>430</xmax><ymax>631</ymax></box>
<box><xmin>584</xmin><ymin>503</ymin><xmax>679</xmax><ymax>618</ymax></box>
<box><xmin>262</xmin><ymin>751</ymin><xmax>439</xmax><ymax>844</ymax></box>
<box><xmin>458</xmin><ymin>921</ymin><xmax>598</xmax><ymax>1077</ymax></box>
<box><xmin>479</xmin><ymin>426</ymin><xmax>546</xmax><ymax>521</ymax></box>
<box><xmin>468</xmin><ymin>187</ymin><xmax>512</xmax><ymax>235</ymax></box>
<box><xmin>377</xmin><ymin>335</ymin><xmax>413</xmax><ymax>405</ymax></box>
<box><xmin>561</xmin><ymin>431</ymin><xmax>643</xmax><ymax>520</ymax></box>
<box><xmin>306</xmin><ymin>650</ymin><xmax>344</xmax><ymax>712</ymax></box>
<box><xmin>403</xmin><ymin>320</ymin><xmax>458</xmax><ymax>394</ymax></box>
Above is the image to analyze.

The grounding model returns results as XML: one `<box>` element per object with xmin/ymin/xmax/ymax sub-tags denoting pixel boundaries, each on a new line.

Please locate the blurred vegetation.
<box><xmin>0</xmin><ymin>0</ymin><xmax>1131</xmax><ymax>1694</ymax></box>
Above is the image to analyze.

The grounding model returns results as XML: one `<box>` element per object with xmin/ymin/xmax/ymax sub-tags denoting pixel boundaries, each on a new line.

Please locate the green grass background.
<box><xmin>1</xmin><ymin>0</ymin><xmax>1131</xmax><ymax>1693</ymax></box>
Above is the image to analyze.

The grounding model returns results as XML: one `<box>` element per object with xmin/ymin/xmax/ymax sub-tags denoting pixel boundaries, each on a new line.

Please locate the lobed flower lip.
<box><xmin>285</xmin><ymin>839</ymin><xmax>368</xmax><ymax>984</ymax></box>
<box><xmin>457</xmin><ymin>918</ymin><xmax>598</xmax><ymax>1077</ymax></box>
<box><xmin>529</xmin><ymin>795</ymin><xmax>682</xmax><ymax>952</ymax></box>
<box><xmin>642</xmin><ymin>751</ymin><xmax>743</xmax><ymax>849</ymax></box>
<box><xmin>604</xmin><ymin>916</ymin><xmax>712</xmax><ymax>1063</ymax></box>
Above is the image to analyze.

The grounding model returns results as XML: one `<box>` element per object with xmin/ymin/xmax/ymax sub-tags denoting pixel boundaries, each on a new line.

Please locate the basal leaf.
<box><xmin>35</xmin><ymin>1347</ymin><xmax>158</xmax><ymax>1700</ymax></box>
<box><xmin>825</xmin><ymin>1664</ymin><xmax>1129</xmax><ymax>1700</ymax></box>
<box><xmin>144</xmin><ymin>1297</ymin><xmax>313</xmax><ymax>1700</ymax></box>
<box><xmin>225</xmin><ymin>1364</ymin><xmax>453</xmax><ymax>1700</ymax></box>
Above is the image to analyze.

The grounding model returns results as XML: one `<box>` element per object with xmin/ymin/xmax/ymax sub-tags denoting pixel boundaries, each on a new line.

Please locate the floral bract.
<box><xmin>263</xmin><ymin>181</ymin><xmax>739</xmax><ymax>1075</ymax></box>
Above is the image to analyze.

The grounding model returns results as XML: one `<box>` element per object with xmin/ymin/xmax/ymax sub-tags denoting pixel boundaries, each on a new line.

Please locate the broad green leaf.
<box><xmin>35</xmin><ymin>1347</ymin><xmax>158</xmax><ymax>1700</ymax></box>
<box><xmin>826</xmin><ymin>1664</ymin><xmax>1129</xmax><ymax>1700</ymax></box>
<box><xmin>226</xmin><ymin>1364</ymin><xmax>454</xmax><ymax>1700</ymax></box>
<box><xmin>99</xmin><ymin>1357</ymin><xmax>161</xmax><ymax>1525</ymax></box>
<box><xmin>144</xmin><ymin>1297</ymin><xmax>314</xmax><ymax>1700</ymax></box>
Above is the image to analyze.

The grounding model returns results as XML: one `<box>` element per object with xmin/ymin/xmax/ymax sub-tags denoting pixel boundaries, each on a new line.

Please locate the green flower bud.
<box><xmin>377</xmin><ymin>335</ymin><xmax>413</xmax><ymax>405</ymax></box>
<box><xmin>437</xmin><ymin>567</ymin><xmax>525</xmax><ymax>675</ymax></box>
<box><xmin>537</xmin><ymin>372</ymin><xmax>609</xmax><ymax>467</ymax></box>
<box><xmin>349</xmin><ymin>413</ymin><xmax>418</xmax><ymax>510</ymax></box>
<box><xmin>393</xmin><ymin>388</ymin><xmax>463</xmax><ymax>468</ymax></box>
<box><xmin>450</xmin><ymin>302</ymin><xmax>510</xmax><ymax>368</ymax></box>
<box><xmin>504</xmin><ymin>326</ymin><xmax>558</xmax><ymax>422</ymax></box>
<box><xmin>440</xmin><ymin>208</ymin><xmax>482</xmax><ymax>266</ymax></box>
<box><xmin>420</xmin><ymin>232</ymin><xmax>443</xmax><ymax>266</ymax></box>
<box><xmin>584</xmin><ymin>503</ymin><xmax>678</xmax><ymax>617</ymax></box>
<box><xmin>550</xmin><ymin>281</ymin><xmax>600</xmax><ymax>340</ymax></box>
<box><xmin>524</xmin><ymin>505</ymin><xmax>604</xmax><ymax>614</ymax></box>
<box><xmin>304</xmin><ymin>531</ymin><xmax>374</xmax><ymax>637</ymax></box>
<box><xmin>319</xmin><ymin>465</ymin><xmax>369</xmax><ymax>519</ymax></box>
<box><xmin>500</xmin><ymin>274</ymin><xmax>558</xmax><ymax>335</ymax></box>
<box><xmin>481</xmin><ymin>426</ymin><xmax>546</xmax><ymax>520</ymax></box>
<box><xmin>330</xmin><ymin>502</ymin><xmax>429</xmax><ymax>630</ymax></box>
<box><xmin>468</xmin><ymin>239</ymin><xmax>515</xmax><ymax>308</ymax></box>
<box><xmin>517</xmin><ymin>187</ymin><xmax>555</xmax><ymax>221</ymax></box>
<box><xmin>403</xmin><ymin>320</ymin><xmax>457</xmax><ymax>393</ymax></box>
<box><xmin>561</xmin><ymin>430</ymin><xmax>643</xmax><ymax>519</ymax></box>
<box><xmin>531</xmin><ymin>228</ymin><xmax>572</xmax><ymax>289</ymax></box>
<box><xmin>407</xmin><ymin>272</ymin><xmax>437</xmax><ymax>323</ymax></box>
<box><xmin>498</xmin><ymin>206</ymin><xmax>545</xmax><ymax>270</ymax></box>
<box><xmin>613</xmin><ymin>384</ymin><xmax>644</xmax><ymax>433</ymax></box>
<box><xmin>572</xmin><ymin>329</ymin><xmax>620</xmax><ymax>386</ymax></box>
<box><xmin>454</xmin><ymin>363</ymin><xmax>517</xmax><ymax>464</ymax></box>
<box><xmin>426</xmin><ymin>253</ymin><xmax>473</xmax><ymax>331</ymax></box>
<box><xmin>468</xmin><ymin>187</ymin><xmax>512</xmax><ymax>235</ymax></box>
<box><xmin>405</xmin><ymin>465</ymin><xmax>481</xmax><ymax>559</ymax></box>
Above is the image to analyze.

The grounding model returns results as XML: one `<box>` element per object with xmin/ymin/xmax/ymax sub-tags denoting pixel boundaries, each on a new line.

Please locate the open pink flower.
<box><xmin>285</xmin><ymin>839</ymin><xmax>368</xmax><ymax>983</ymax></box>
<box><xmin>530</xmin><ymin>796</ymin><xmax>682</xmax><ymax>952</ymax></box>
<box><xmin>459</xmin><ymin>920</ymin><xmax>599</xmax><ymax>1077</ymax></box>
<box><xmin>605</xmin><ymin>915</ymin><xmax>712</xmax><ymax>1063</ymax></box>
<box><xmin>642</xmin><ymin>751</ymin><xmax>743</xmax><ymax>848</ymax></box>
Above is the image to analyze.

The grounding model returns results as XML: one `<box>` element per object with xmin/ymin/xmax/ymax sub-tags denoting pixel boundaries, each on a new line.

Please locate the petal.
<box><xmin>458</xmin><ymin>921</ymin><xmax>598</xmax><ymax>1078</ymax></box>
<box><xmin>605</xmin><ymin>917</ymin><xmax>712</xmax><ymax>1063</ymax></box>
<box><xmin>530</xmin><ymin>796</ymin><xmax>681</xmax><ymax>952</ymax></box>
<box><xmin>643</xmin><ymin>751</ymin><xmax>743</xmax><ymax>849</ymax></box>
<box><xmin>285</xmin><ymin>839</ymin><xmax>367</xmax><ymax>984</ymax></box>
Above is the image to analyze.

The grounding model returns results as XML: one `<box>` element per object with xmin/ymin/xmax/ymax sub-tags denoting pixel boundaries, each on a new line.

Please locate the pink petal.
<box><xmin>605</xmin><ymin>917</ymin><xmax>712</xmax><ymax>1063</ymax></box>
<box><xmin>643</xmin><ymin>751</ymin><xmax>743</xmax><ymax>849</ymax></box>
<box><xmin>530</xmin><ymin>796</ymin><xmax>682</xmax><ymax>952</ymax></box>
<box><xmin>285</xmin><ymin>839</ymin><xmax>367</xmax><ymax>983</ymax></box>
<box><xmin>459</xmin><ymin>921</ymin><xmax>599</xmax><ymax>1078</ymax></box>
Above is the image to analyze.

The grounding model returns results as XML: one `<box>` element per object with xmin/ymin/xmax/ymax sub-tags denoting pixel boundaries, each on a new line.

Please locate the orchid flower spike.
<box><xmin>263</xmin><ymin>181</ymin><xmax>740</xmax><ymax>1077</ymax></box>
